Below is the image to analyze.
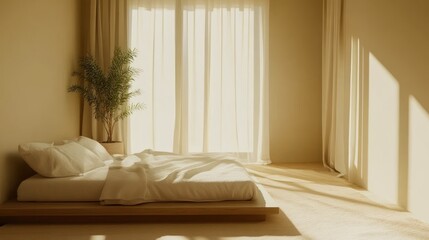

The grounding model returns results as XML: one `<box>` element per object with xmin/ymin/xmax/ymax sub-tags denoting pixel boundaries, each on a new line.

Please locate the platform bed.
<box><xmin>4</xmin><ymin>145</ymin><xmax>279</xmax><ymax>223</ymax></box>
<box><xmin>0</xmin><ymin>183</ymin><xmax>279</xmax><ymax>224</ymax></box>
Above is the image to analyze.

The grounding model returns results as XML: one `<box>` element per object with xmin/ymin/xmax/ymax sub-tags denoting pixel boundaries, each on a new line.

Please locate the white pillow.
<box><xmin>19</xmin><ymin>141</ymin><xmax>105</xmax><ymax>177</ymax></box>
<box><xmin>74</xmin><ymin>136</ymin><xmax>113</xmax><ymax>161</ymax></box>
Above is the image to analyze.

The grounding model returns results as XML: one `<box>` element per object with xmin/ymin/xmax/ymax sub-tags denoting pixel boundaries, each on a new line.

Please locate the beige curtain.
<box><xmin>81</xmin><ymin>0</ymin><xmax>129</xmax><ymax>146</ymax></box>
<box><xmin>322</xmin><ymin>0</ymin><xmax>347</xmax><ymax>173</ymax></box>
<box><xmin>323</xmin><ymin>0</ymin><xmax>368</xmax><ymax>184</ymax></box>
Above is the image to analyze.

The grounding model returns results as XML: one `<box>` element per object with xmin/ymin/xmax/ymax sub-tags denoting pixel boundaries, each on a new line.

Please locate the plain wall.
<box><xmin>343</xmin><ymin>0</ymin><xmax>429</xmax><ymax>223</ymax></box>
<box><xmin>269</xmin><ymin>0</ymin><xmax>323</xmax><ymax>163</ymax></box>
<box><xmin>0</xmin><ymin>0</ymin><xmax>81</xmax><ymax>203</ymax></box>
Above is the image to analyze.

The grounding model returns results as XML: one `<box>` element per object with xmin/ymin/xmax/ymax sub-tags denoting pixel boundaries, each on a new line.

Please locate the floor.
<box><xmin>0</xmin><ymin>163</ymin><xmax>428</xmax><ymax>240</ymax></box>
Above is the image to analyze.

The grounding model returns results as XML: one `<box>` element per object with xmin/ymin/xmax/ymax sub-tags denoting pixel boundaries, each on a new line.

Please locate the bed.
<box><xmin>0</xmin><ymin>139</ymin><xmax>279</xmax><ymax>223</ymax></box>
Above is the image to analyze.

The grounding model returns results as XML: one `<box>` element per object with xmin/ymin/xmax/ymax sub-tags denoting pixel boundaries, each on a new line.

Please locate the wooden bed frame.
<box><xmin>0</xmin><ymin>183</ymin><xmax>279</xmax><ymax>224</ymax></box>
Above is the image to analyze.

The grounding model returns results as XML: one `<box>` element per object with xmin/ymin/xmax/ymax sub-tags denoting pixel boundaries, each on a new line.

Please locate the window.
<box><xmin>128</xmin><ymin>0</ymin><xmax>270</xmax><ymax>163</ymax></box>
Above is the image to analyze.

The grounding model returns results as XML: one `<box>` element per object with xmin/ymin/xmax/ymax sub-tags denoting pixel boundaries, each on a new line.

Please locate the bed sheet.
<box><xmin>17</xmin><ymin>166</ymin><xmax>109</xmax><ymax>201</ymax></box>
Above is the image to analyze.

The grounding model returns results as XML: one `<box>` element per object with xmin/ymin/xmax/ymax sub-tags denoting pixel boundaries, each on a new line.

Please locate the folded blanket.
<box><xmin>100</xmin><ymin>151</ymin><xmax>255</xmax><ymax>205</ymax></box>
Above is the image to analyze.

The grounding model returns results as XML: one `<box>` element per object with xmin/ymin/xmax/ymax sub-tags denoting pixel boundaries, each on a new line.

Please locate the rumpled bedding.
<box><xmin>100</xmin><ymin>150</ymin><xmax>255</xmax><ymax>205</ymax></box>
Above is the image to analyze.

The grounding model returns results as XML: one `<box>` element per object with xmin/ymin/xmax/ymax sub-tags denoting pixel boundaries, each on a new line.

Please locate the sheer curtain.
<box><xmin>322</xmin><ymin>0</ymin><xmax>347</xmax><ymax>173</ymax></box>
<box><xmin>322</xmin><ymin>0</ymin><xmax>368</xmax><ymax>184</ymax></box>
<box><xmin>127</xmin><ymin>0</ymin><xmax>270</xmax><ymax>163</ymax></box>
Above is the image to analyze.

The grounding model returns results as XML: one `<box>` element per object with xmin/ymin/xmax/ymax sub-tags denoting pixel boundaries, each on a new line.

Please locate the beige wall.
<box><xmin>269</xmin><ymin>0</ymin><xmax>323</xmax><ymax>163</ymax></box>
<box><xmin>343</xmin><ymin>0</ymin><xmax>429</xmax><ymax>223</ymax></box>
<box><xmin>0</xmin><ymin>0</ymin><xmax>81</xmax><ymax>203</ymax></box>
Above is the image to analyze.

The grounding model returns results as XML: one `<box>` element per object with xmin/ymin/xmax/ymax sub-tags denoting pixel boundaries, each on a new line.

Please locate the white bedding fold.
<box><xmin>100</xmin><ymin>151</ymin><xmax>255</xmax><ymax>205</ymax></box>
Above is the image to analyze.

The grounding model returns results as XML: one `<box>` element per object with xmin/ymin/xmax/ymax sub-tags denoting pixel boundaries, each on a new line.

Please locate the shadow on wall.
<box><xmin>0</xmin><ymin>153</ymin><xmax>34</xmax><ymax>202</ymax></box>
<box><xmin>343</xmin><ymin>0</ymin><xmax>429</xmax><ymax>223</ymax></box>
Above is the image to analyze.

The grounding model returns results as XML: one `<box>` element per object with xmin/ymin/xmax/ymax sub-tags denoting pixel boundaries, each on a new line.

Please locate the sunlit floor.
<box><xmin>1</xmin><ymin>163</ymin><xmax>429</xmax><ymax>240</ymax></box>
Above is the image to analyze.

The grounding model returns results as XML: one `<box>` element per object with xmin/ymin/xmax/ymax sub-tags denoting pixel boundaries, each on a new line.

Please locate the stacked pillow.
<box><xmin>18</xmin><ymin>136</ymin><xmax>113</xmax><ymax>178</ymax></box>
<box><xmin>72</xmin><ymin>136</ymin><xmax>112</xmax><ymax>162</ymax></box>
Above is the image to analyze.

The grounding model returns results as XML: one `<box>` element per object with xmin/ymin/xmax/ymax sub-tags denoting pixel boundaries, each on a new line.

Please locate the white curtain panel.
<box><xmin>323</xmin><ymin>0</ymin><xmax>368</xmax><ymax>183</ymax></box>
<box><xmin>322</xmin><ymin>0</ymin><xmax>348</xmax><ymax>173</ymax></box>
<box><xmin>127</xmin><ymin>0</ymin><xmax>270</xmax><ymax>163</ymax></box>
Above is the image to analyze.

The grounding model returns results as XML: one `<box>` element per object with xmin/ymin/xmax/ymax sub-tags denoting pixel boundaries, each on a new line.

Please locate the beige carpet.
<box><xmin>0</xmin><ymin>163</ymin><xmax>428</xmax><ymax>240</ymax></box>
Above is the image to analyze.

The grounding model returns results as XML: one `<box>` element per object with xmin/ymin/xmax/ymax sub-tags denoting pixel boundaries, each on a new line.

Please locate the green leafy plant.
<box><xmin>68</xmin><ymin>48</ymin><xmax>143</xmax><ymax>143</ymax></box>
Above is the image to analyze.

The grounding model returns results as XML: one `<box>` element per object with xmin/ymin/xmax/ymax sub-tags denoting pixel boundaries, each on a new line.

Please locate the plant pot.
<box><xmin>101</xmin><ymin>142</ymin><xmax>124</xmax><ymax>155</ymax></box>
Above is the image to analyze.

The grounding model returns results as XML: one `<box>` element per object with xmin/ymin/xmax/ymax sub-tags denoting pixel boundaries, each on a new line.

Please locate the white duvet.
<box><xmin>100</xmin><ymin>150</ymin><xmax>256</xmax><ymax>205</ymax></box>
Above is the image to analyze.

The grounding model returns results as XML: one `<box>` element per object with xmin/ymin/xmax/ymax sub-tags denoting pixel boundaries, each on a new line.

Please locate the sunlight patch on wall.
<box><xmin>408</xmin><ymin>96</ymin><xmax>429</xmax><ymax>223</ymax></box>
<box><xmin>367</xmin><ymin>53</ymin><xmax>399</xmax><ymax>204</ymax></box>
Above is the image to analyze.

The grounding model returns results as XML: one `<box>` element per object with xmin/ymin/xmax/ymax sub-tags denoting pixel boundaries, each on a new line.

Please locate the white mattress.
<box><xmin>17</xmin><ymin>166</ymin><xmax>109</xmax><ymax>201</ymax></box>
<box><xmin>17</xmin><ymin>152</ymin><xmax>255</xmax><ymax>203</ymax></box>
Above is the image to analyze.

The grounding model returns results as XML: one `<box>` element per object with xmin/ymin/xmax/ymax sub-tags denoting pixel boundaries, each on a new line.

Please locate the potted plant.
<box><xmin>68</xmin><ymin>47</ymin><xmax>143</xmax><ymax>154</ymax></box>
